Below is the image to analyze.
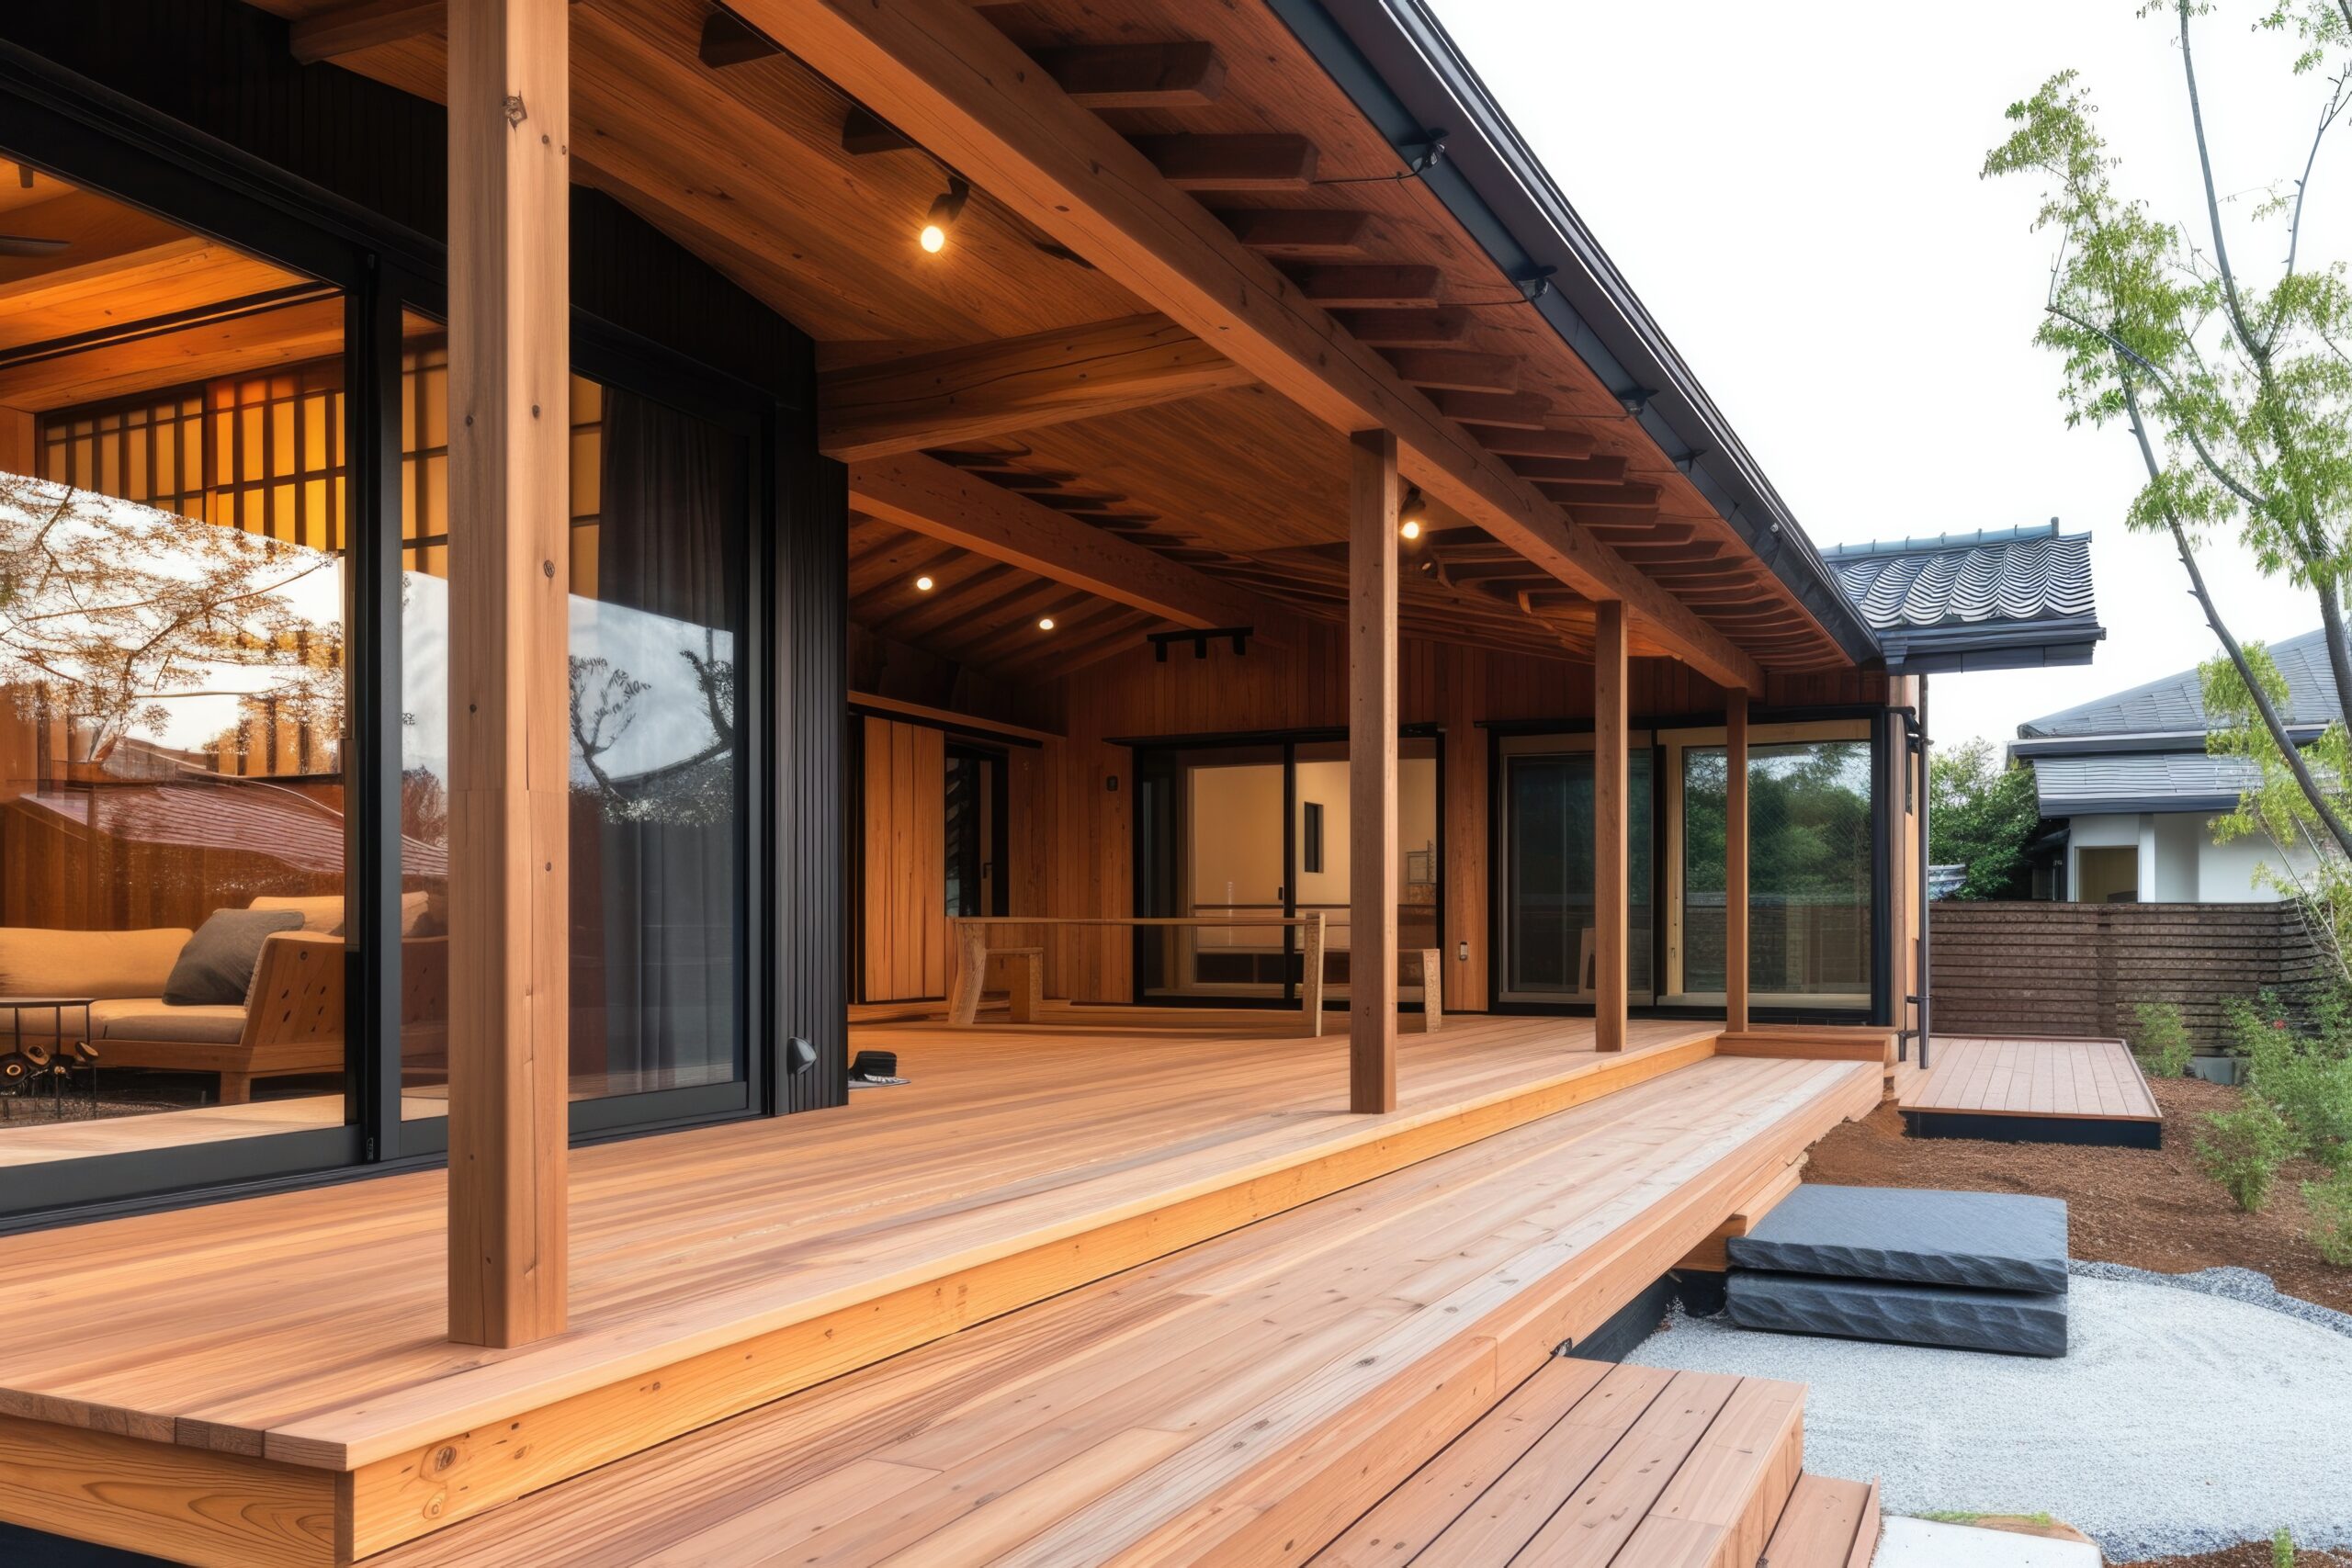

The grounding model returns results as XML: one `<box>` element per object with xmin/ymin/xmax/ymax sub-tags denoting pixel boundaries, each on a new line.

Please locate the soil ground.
<box><xmin>2112</xmin><ymin>1546</ymin><xmax>2350</xmax><ymax>1567</ymax></box>
<box><xmin>1804</xmin><ymin>1075</ymin><xmax>2352</xmax><ymax>1314</ymax></box>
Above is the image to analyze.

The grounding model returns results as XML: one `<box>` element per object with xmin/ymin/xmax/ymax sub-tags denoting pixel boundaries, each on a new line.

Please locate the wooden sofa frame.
<box><xmin>97</xmin><ymin>932</ymin><xmax>346</xmax><ymax>1104</ymax></box>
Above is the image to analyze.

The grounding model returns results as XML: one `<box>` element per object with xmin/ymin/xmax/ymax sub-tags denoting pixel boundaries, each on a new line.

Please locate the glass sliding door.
<box><xmin>1136</xmin><ymin>735</ymin><xmax>1441</xmax><ymax>1006</ymax></box>
<box><xmin>0</xmin><ymin>156</ymin><xmax>361</xmax><ymax>1183</ymax></box>
<box><xmin>1676</xmin><ymin>732</ymin><xmax>1872</xmax><ymax>1007</ymax></box>
<box><xmin>1497</xmin><ymin>734</ymin><xmax>1655</xmax><ymax>1004</ymax></box>
<box><xmin>398</xmin><ymin>320</ymin><xmax>753</xmax><ymax>1131</ymax></box>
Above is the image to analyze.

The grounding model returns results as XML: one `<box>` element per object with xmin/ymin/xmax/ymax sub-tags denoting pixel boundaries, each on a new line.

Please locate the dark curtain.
<box><xmin>580</xmin><ymin>388</ymin><xmax>746</xmax><ymax>1093</ymax></box>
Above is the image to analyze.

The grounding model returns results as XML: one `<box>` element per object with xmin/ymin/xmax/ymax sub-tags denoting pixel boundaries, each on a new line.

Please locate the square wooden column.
<box><xmin>1349</xmin><ymin>429</ymin><xmax>1399</xmax><ymax>1112</ymax></box>
<box><xmin>446</xmin><ymin>0</ymin><xmax>571</xmax><ymax>1348</ymax></box>
<box><xmin>1724</xmin><ymin>687</ymin><xmax>1750</xmax><ymax>1034</ymax></box>
<box><xmin>1593</xmin><ymin>602</ymin><xmax>1627</xmax><ymax>1053</ymax></box>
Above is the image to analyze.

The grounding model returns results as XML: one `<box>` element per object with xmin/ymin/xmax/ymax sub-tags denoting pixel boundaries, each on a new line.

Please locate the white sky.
<box><xmin>1435</xmin><ymin>0</ymin><xmax>2346</xmax><ymax>751</ymax></box>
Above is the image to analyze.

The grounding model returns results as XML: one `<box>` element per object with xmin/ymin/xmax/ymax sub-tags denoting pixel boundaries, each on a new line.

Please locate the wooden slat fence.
<box><xmin>1929</xmin><ymin>901</ymin><xmax>2334</xmax><ymax>1051</ymax></box>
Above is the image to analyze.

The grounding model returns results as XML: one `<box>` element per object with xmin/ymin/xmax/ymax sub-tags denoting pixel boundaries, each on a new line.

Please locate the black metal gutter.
<box><xmin>1874</xmin><ymin>615</ymin><xmax>2107</xmax><ymax>675</ymax></box>
<box><xmin>1271</xmin><ymin>0</ymin><xmax>1883</xmax><ymax>668</ymax></box>
<box><xmin>2009</xmin><ymin>727</ymin><xmax>2327</xmax><ymax>760</ymax></box>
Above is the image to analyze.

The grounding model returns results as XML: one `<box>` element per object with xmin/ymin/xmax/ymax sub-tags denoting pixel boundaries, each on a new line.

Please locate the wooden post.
<box><xmin>1349</xmin><ymin>429</ymin><xmax>1399</xmax><ymax>1111</ymax></box>
<box><xmin>446</xmin><ymin>0</ymin><xmax>571</xmax><ymax>1348</ymax></box>
<box><xmin>1593</xmin><ymin>601</ymin><xmax>1627</xmax><ymax>1053</ymax></box>
<box><xmin>1725</xmin><ymin>687</ymin><xmax>1750</xmax><ymax>1034</ymax></box>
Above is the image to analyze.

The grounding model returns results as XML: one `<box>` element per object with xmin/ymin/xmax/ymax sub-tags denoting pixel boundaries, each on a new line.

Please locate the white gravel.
<box><xmin>1631</xmin><ymin>1274</ymin><xmax>2352</xmax><ymax>1561</ymax></box>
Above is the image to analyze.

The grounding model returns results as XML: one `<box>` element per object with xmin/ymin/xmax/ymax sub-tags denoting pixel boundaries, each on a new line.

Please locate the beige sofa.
<box><xmin>0</xmin><ymin>919</ymin><xmax>345</xmax><ymax>1104</ymax></box>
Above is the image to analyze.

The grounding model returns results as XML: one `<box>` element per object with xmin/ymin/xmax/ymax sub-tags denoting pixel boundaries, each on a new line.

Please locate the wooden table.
<box><xmin>947</xmin><ymin>914</ymin><xmax>1329</xmax><ymax>1032</ymax></box>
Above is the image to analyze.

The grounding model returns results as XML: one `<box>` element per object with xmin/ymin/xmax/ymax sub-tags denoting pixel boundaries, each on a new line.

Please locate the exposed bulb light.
<box><xmin>1037</xmin><ymin>616</ymin><xmax>1056</xmax><ymax>631</ymax></box>
<box><xmin>920</xmin><ymin>176</ymin><xmax>969</xmax><ymax>254</ymax></box>
<box><xmin>1398</xmin><ymin>486</ymin><xmax>1429</xmax><ymax>539</ymax></box>
<box><xmin>914</xmin><ymin>574</ymin><xmax>935</xmax><ymax>592</ymax></box>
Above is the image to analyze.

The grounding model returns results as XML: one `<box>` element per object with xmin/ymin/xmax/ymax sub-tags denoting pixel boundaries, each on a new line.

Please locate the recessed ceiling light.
<box><xmin>1037</xmin><ymin>616</ymin><xmax>1056</xmax><ymax>631</ymax></box>
<box><xmin>914</xmin><ymin>574</ymin><xmax>934</xmax><ymax>592</ymax></box>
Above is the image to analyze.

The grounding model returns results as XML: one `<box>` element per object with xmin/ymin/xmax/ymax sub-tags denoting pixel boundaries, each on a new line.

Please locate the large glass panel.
<box><xmin>1500</xmin><ymin>741</ymin><xmax>1654</xmax><ymax>1001</ymax></box>
<box><xmin>1682</xmin><ymin>739</ymin><xmax>1872</xmax><ymax>1003</ymax></box>
<box><xmin>399</xmin><ymin>325</ymin><xmax>749</xmax><ymax>1111</ymax></box>
<box><xmin>0</xmin><ymin>160</ymin><xmax>353</xmax><ymax>1170</ymax></box>
<box><xmin>1150</xmin><ymin>745</ymin><xmax>1286</xmax><ymax>998</ymax></box>
<box><xmin>1291</xmin><ymin>739</ymin><xmax>1440</xmax><ymax>1000</ymax></box>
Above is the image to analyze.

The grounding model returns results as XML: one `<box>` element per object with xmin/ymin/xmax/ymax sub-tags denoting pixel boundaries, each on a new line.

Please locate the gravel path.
<box><xmin>1631</xmin><ymin>1274</ymin><xmax>2352</xmax><ymax>1561</ymax></box>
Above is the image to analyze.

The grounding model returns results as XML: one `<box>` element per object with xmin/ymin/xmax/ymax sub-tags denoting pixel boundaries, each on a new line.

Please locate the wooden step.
<box><xmin>1759</xmin><ymin>1472</ymin><xmax>1881</xmax><ymax>1566</ymax></box>
<box><xmin>1311</xmin><ymin>1355</ymin><xmax>1809</xmax><ymax>1566</ymax></box>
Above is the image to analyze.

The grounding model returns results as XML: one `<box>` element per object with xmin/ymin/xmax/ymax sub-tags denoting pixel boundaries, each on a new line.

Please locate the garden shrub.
<box><xmin>2198</xmin><ymin>1100</ymin><xmax>2298</xmax><ymax>1213</ymax></box>
<box><xmin>2131</xmin><ymin>1000</ymin><xmax>2193</xmax><ymax>1078</ymax></box>
<box><xmin>2305</xmin><ymin>1168</ymin><xmax>2352</xmax><ymax>1267</ymax></box>
<box><xmin>2228</xmin><ymin>995</ymin><xmax>2352</xmax><ymax>1171</ymax></box>
<box><xmin>2274</xmin><ymin>1527</ymin><xmax>2295</xmax><ymax>1568</ymax></box>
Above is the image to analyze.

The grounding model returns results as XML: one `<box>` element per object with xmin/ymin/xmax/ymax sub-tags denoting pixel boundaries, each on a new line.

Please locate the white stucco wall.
<box><xmin>2062</xmin><ymin>809</ymin><xmax>2303</xmax><ymax>902</ymax></box>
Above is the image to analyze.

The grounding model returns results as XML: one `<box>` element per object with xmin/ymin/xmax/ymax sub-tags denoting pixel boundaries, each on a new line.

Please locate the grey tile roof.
<box><xmin>1824</xmin><ymin>523</ymin><xmax>2096</xmax><ymax>632</ymax></box>
<box><xmin>2019</xmin><ymin>626</ymin><xmax>2341</xmax><ymax>737</ymax></box>
<box><xmin>2028</xmin><ymin>751</ymin><xmax>2262</xmax><ymax>816</ymax></box>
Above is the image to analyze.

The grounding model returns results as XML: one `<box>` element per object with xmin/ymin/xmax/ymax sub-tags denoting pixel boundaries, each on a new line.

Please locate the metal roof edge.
<box><xmin>1276</xmin><ymin>0</ymin><xmax>1883</xmax><ymax>668</ymax></box>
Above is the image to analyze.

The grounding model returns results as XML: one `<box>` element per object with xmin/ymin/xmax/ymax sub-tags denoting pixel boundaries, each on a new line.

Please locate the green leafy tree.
<box><xmin>1928</xmin><ymin>738</ymin><xmax>2042</xmax><ymax>899</ymax></box>
<box><xmin>1984</xmin><ymin>1</ymin><xmax>2352</xmax><ymax>884</ymax></box>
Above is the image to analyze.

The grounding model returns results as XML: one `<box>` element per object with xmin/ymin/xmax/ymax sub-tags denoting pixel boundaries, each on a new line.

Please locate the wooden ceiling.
<box><xmin>242</xmin><ymin>0</ymin><xmax>1859</xmax><ymax>682</ymax></box>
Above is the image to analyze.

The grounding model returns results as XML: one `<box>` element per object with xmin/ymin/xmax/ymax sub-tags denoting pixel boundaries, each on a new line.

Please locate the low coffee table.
<box><xmin>0</xmin><ymin>996</ymin><xmax>96</xmax><ymax>1121</ymax></box>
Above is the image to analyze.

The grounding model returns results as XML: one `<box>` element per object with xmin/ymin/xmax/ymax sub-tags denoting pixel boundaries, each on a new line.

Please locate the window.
<box><xmin>1681</xmin><ymin>737</ymin><xmax>1873</xmax><ymax>1003</ymax></box>
<box><xmin>0</xmin><ymin>161</ymin><xmax>355</xmax><ymax>1177</ymax></box>
<box><xmin>399</xmin><ymin>319</ymin><xmax>752</xmax><ymax>1114</ymax></box>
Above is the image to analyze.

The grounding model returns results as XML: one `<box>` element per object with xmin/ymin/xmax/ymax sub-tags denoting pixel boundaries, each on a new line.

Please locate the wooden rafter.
<box><xmin>818</xmin><ymin>312</ymin><xmax>1253</xmax><ymax>460</ymax></box>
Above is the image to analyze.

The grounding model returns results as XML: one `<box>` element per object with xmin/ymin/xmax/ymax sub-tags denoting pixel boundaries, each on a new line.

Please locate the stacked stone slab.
<box><xmin>1725</xmin><ymin>1185</ymin><xmax>2070</xmax><ymax>1357</ymax></box>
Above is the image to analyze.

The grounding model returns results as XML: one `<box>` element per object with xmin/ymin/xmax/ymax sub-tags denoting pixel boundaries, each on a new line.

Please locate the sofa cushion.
<box><xmin>90</xmin><ymin>998</ymin><xmax>247</xmax><ymax>1045</ymax></box>
<box><xmin>163</xmin><ymin>910</ymin><xmax>304</xmax><ymax>1007</ymax></box>
<box><xmin>246</xmin><ymin>892</ymin><xmax>435</xmax><ymax>936</ymax></box>
<box><xmin>0</xmin><ymin>926</ymin><xmax>191</xmax><ymax>1000</ymax></box>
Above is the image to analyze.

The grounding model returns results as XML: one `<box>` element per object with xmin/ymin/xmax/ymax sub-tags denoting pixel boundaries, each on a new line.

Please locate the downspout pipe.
<box><xmin>1917</xmin><ymin>678</ymin><xmax>1932</xmax><ymax>1071</ymax></box>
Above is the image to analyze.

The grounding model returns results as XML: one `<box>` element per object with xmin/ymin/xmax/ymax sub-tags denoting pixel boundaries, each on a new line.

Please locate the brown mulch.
<box><xmin>1804</xmin><ymin>1075</ymin><xmax>2352</xmax><ymax>1316</ymax></box>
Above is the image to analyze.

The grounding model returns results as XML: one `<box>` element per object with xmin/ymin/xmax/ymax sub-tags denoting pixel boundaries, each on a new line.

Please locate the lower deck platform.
<box><xmin>0</xmin><ymin>1016</ymin><xmax>1882</xmax><ymax>1565</ymax></box>
<box><xmin>1899</xmin><ymin>1034</ymin><xmax>2163</xmax><ymax>1147</ymax></box>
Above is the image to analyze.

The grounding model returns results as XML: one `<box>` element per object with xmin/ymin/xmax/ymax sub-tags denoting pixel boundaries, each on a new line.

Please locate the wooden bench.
<box><xmin>947</xmin><ymin>914</ymin><xmax>1328</xmax><ymax>1030</ymax></box>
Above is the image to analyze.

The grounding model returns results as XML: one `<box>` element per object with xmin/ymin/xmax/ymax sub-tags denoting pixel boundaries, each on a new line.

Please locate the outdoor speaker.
<box><xmin>849</xmin><ymin>1050</ymin><xmax>898</xmax><ymax>1079</ymax></box>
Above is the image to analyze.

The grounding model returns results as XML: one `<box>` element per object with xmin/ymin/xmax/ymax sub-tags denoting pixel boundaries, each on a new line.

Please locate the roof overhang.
<box><xmin>1875</xmin><ymin>615</ymin><xmax>2107</xmax><ymax>675</ymax></box>
<box><xmin>1279</xmin><ymin>0</ymin><xmax>1883</xmax><ymax>668</ymax></box>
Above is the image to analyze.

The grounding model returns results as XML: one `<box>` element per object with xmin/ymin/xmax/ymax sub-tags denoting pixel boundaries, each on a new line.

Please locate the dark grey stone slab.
<box><xmin>1727</xmin><ymin>1184</ymin><xmax>2067</xmax><ymax>1294</ymax></box>
<box><xmin>1727</xmin><ymin>1270</ymin><xmax>2068</xmax><ymax>1358</ymax></box>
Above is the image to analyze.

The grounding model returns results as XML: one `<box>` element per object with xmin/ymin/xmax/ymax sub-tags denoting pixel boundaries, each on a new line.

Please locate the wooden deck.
<box><xmin>336</xmin><ymin>1050</ymin><xmax>1880</xmax><ymax>1566</ymax></box>
<box><xmin>1899</xmin><ymin>1034</ymin><xmax>2162</xmax><ymax>1147</ymax></box>
<box><xmin>0</xmin><ymin>1012</ymin><xmax>1873</xmax><ymax>1566</ymax></box>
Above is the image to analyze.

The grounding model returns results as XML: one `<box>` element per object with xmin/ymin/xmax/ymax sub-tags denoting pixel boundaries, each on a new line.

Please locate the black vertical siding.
<box><xmin>778</xmin><ymin>453</ymin><xmax>850</xmax><ymax>1113</ymax></box>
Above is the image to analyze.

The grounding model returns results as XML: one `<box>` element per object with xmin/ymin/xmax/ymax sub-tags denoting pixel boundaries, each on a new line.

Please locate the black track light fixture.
<box><xmin>920</xmin><ymin>176</ymin><xmax>970</xmax><ymax>254</ymax></box>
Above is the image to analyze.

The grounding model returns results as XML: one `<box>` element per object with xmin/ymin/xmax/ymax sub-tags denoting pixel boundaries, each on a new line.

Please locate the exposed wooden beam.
<box><xmin>1034</xmin><ymin>43</ymin><xmax>1226</xmax><ymax>109</ymax></box>
<box><xmin>700</xmin><ymin>7</ymin><xmax>783</xmax><ymax>67</ymax></box>
<box><xmin>1726</xmin><ymin>685</ymin><xmax>1749</xmax><ymax>1033</ymax></box>
<box><xmin>288</xmin><ymin>0</ymin><xmax>581</xmax><ymax>64</ymax></box>
<box><xmin>848</xmin><ymin>690</ymin><xmax>1063</xmax><ymax>743</ymax></box>
<box><xmin>445</xmin><ymin>0</ymin><xmax>570</xmax><ymax>1349</ymax></box>
<box><xmin>1350</xmin><ymin>428</ymin><xmax>1399</xmax><ymax>1113</ymax></box>
<box><xmin>1433</xmin><ymin>390</ymin><xmax>1552</xmax><ymax>429</ymax></box>
<box><xmin>1133</xmin><ymin>134</ymin><xmax>1317</xmax><ymax>191</ymax></box>
<box><xmin>1475</xmin><ymin>427</ymin><xmax>1600</xmax><ymax>460</ymax></box>
<box><xmin>1506</xmin><ymin>454</ymin><xmax>1630</xmax><ymax>487</ymax></box>
<box><xmin>1380</xmin><ymin>348</ymin><xmax>1517</xmax><ymax>394</ymax></box>
<box><xmin>1594</xmin><ymin>600</ymin><xmax>1627</xmax><ymax>1053</ymax></box>
<box><xmin>847</xmin><ymin>451</ymin><xmax>1297</xmax><ymax>637</ymax></box>
<box><xmin>738</xmin><ymin>0</ymin><xmax>1765</xmax><ymax>690</ymax></box>
<box><xmin>820</xmin><ymin>313</ymin><xmax>1251</xmax><ymax>460</ymax></box>
<box><xmin>1285</xmin><ymin>263</ymin><xmax>1444</xmax><ymax>310</ymax></box>
<box><xmin>1216</xmin><ymin>209</ymin><xmax>1375</xmax><ymax>258</ymax></box>
<box><xmin>1332</xmin><ymin>308</ymin><xmax>1472</xmax><ymax>346</ymax></box>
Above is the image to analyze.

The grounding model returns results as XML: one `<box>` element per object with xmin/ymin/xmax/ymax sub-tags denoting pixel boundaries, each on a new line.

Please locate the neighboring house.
<box><xmin>2009</xmin><ymin>626</ymin><xmax>2338</xmax><ymax>902</ymax></box>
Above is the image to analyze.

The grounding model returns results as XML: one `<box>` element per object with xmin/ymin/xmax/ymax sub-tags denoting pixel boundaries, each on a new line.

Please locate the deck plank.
<box><xmin>357</xmin><ymin>1054</ymin><xmax>1877</xmax><ymax>1567</ymax></box>
<box><xmin>1901</xmin><ymin>1035</ymin><xmax>2160</xmax><ymax>1123</ymax></box>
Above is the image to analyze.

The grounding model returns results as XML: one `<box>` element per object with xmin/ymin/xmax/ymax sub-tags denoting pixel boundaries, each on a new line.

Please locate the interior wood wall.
<box><xmin>858</xmin><ymin>716</ymin><xmax>947</xmax><ymax>1001</ymax></box>
<box><xmin>961</xmin><ymin>621</ymin><xmax>1892</xmax><ymax>1010</ymax></box>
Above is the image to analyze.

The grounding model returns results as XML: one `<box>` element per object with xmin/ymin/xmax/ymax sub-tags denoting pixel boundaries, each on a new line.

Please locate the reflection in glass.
<box><xmin>1502</xmin><ymin>748</ymin><xmax>1654</xmax><ymax>1000</ymax></box>
<box><xmin>0</xmin><ymin>158</ymin><xmax>352</xmax><ymax>1168</ymax></box>
<box><xmin>400</xmin><ymin>333</ymin><xmax>747</xmax><ymax>1106</ymax></box>
<box><xmin>1682</xmin><ymin>739</ymin><xmax>1872</xmax><ymax>1001</ymax></box>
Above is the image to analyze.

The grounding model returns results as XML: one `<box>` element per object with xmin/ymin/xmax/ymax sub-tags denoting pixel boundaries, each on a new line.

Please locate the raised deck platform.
<box><xmin>1900</xmin><ymin>1034</ymin><xmax>2162</xmax><ymax>1147</ymax></box>
<box><xmin>362</xmin><ymin>1051</ymin><xmax>1878</xmax><ymax>1565</ymax></box>
<box><xmin>0</xmin><ymin>1017</ymin><xmax>1881</xmax><ymax>1566</ymax></box>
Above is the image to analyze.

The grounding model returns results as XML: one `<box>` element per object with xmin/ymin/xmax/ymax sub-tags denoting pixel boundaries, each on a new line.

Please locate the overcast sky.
<box><xmin>1437</xmin><ymin>0</ymin><xmax>2345</xmax><ymax>752</ymax></box>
